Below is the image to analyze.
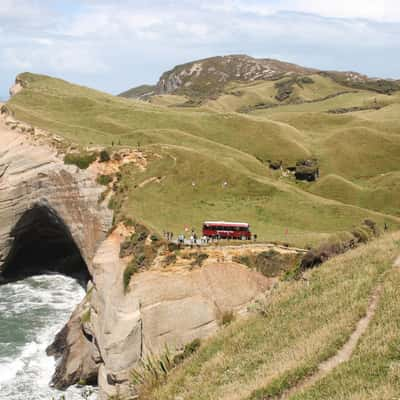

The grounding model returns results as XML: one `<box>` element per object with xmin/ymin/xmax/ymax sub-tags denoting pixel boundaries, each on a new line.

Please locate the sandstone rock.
<box><xmin>9</xmin><ymin>78</ymin><xmax>24</xmax><ymax>97</ymax></box>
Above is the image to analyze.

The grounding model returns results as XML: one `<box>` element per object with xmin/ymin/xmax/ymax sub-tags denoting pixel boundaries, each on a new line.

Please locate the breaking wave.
<box><xmin>0</xmin><ymin>274</ymin><xmax>96</xmax><ymax>399</ymax></box>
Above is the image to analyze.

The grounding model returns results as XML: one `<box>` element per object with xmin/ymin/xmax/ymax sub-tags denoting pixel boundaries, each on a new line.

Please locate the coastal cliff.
<box><xmin>0</xmin><ymin>99</ymin><xmax>279</xmax><ymax>398</ymax></box>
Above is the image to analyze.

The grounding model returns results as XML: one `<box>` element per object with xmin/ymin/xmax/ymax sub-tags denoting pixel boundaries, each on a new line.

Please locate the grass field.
<box><xmin>6</xmin><ymin>71</ymin><xmax>400</xmax><ymax>247</ymax></box>
<box><xmin>146</xmin><ymin>232</ymin><xmax>400</xmax><ymax>400</ymax></box>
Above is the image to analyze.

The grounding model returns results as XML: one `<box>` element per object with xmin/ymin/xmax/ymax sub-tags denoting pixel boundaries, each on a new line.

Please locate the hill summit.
<box><xmin>120</xmin><ymin>54</ymin><xmax>400</xmax><ymax>101</ymax></box>
<box><xmin>120</xmin><ymin>55</ymin><xmax>316</xmax><ymax>100</ymax></box>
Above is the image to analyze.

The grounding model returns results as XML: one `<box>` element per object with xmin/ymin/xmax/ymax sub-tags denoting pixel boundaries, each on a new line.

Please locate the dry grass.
<box><xmin>147</xmin><ymin>232</ymin><xmax>400</xmax><ymax>400</ymax></box>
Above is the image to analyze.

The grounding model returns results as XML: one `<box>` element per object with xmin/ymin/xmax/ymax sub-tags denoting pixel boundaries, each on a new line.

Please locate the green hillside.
<box><xmin>5</xmin><ymin>58</ymin><xmax>400</xmax><ymax>399</ymax></box>
<box><xmin>6</xmin><ymin>65</ymin><xmax>400</xmax><ymax>247</ymax></box>
<box><xmin>118</xmin><ymin>84</ymin><xmax>156</xmax><ymax>100</ymax></box>
<box><xmin>147</xmin><ymin>232</ymin><xmax>400</xmax><ymax>400</ymax></box>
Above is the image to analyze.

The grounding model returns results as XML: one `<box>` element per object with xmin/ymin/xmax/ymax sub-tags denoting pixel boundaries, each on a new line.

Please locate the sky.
<box><xmin>1</xmin><ymin>0</ymin><xmax>400</xmax><ymax>99</ymax></box>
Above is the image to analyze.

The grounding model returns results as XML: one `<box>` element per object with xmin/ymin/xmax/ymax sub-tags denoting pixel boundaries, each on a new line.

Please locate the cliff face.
<box><xmin>0</xmin><ymin>110</ymin><xmax>112</xmax><ymax>279</ymax></box>
<box><xmin>89</xmin><ymin>227</ymin><xmax>272</xmax><ymax>399</ymax></box>
<box><xmin>0</xmin><ymin>107</ymin><xmax>113</xmax><ymax>390</ymax></box>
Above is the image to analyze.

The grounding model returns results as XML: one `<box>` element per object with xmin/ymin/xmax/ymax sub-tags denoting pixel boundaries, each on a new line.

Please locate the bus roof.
<box><xmin>204</xmin><ymin>221</ymin><xmax>249</xmax><ymax>227</ymax></box>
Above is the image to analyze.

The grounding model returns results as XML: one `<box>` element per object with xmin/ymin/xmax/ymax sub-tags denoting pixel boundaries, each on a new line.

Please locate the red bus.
<box><xmin>202</xmin><ymin>221</ymin><xmax>251</xmax><ymax>240</ymax></box>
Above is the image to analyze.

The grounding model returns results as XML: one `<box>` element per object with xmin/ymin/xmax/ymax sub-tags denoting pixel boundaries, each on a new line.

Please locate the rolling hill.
<box><xmin>5</xmin><ymin>56</ymin><xmax>400</xmax><ymax>248</ymax></box>
<box><xmin>4</xmin><ymin>55</ymin><xmax>400</xmax><ymax>400</ymax></box>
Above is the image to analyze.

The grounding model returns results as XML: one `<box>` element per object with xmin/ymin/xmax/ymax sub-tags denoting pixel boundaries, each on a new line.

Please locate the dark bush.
<box><xmin>298</xmin><ymin>76</ymin><xmax>314</xmax><ymax>84</ymax></box>
<box><xmin>96</xmin><ymin>174</ymin><xmax>113</xmax><ymax>185</ymax></box>
<box><xmin>221</xmin><ymin>310</ymin><xmax>235</xmax><ymax>326</ymax></box>
<box><xmin>167</xmin><ymin>242</ymin><xmax>180</xmax><ymax>252</ymax></box>
<box><xmin>137</xmin><ymin>253</ymin><xmax>146</xmax><ymax>266</ymax></box>
<box><xmin>269</xmin><ymin>160</ymin><xmax>282</xmax><ymax>170</ymax></box>
<box><xmin>64</xmin><ymin>152</ymin><xmax>97</xmax><ymax>169</ymax></box>
<box><xmin>232</xmin><ymin>255</ymin><xmax>252</xmax><ymax>268</ymax></box>
<box><xmin>99</xmin><ymin>149</ymin><xmax>110</xmax><ymax>162</ymax></box>
<box><xmin>255</xmin><ymin>250</ymin><xmax>299</xmax><ymax>277</ymax></box>
<box><xmin>190</xmin><ymin>252</ymin><xmax>209</xmax><ymax>268</ymax></box>
<box><xmin>123</xmin><ymin>260</ymin><xmax>139</xmax><ymax>292</ymax></box>
<box><xmin>120</xmin><ymin>239</ymin><xmax>134</xmax><ymax>258</ymax></box>
<box><xmin>173</xmin><ymin>338</ymin><xmax>201</xmax><ymax>365</ymax></box>
<box><xmin>299</xmin><ymin>220</ymin><xmax>379</xmax><ymax>273</ymax></box>
<box><xmin>163</xmin><ymin>253</ymin><xmax>177</xmax><ymax>267</ymax></box>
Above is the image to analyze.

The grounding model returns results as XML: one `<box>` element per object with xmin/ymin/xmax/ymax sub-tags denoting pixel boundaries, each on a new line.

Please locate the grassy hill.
<box><xmin>5</xmin><ymin>63</ymin><xmax>400</xmax><ymax>247</ymax></box>
<box><xmin>146</xmin><ymin>232</ymin><xmax>400</xmax><ymax>400</ymax></box>
<box><xmin>4</xmin><ymin>58</ymin><xmax>400</xmax><ymax>399</ymax></box>
<box><xmin>118</xmin><ymin>84</ymin><xmax>156</xmax><ymax>100</ymax></box>
<box><xmin>121</xmin><ymin>54</ymin><xmax>316</xmax><ymax>100</ymax></box>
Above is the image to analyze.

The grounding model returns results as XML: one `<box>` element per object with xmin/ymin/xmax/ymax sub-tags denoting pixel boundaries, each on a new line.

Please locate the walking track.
<box><xmin>278</xmin><ymin>255</ymin><xmax>400</xmax><ymax>400</ymax></box>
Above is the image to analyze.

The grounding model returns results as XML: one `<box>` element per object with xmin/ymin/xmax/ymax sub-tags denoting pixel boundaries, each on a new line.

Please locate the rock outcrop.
<box><xmin>0</xmin><ymin>112</ymin><xmax>112</xmax><ymax>277</ymax></box>
<box><xmin>0</xmin><ymin>108</ymin><xmax>112</xmax><ymax>389</ymax></box>
<box><xmin>89</xmin><ymin>228</ymin><xmax>272</xmax><ymax>399</ymax></box>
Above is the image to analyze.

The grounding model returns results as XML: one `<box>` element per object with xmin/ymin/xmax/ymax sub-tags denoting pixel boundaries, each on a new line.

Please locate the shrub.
<box><xmin>269</xmin><ymin>160</ymin><xmax>282</xmax><ymax>170</ymax></box>
<box><xmin>195</xmin><ymin>253</ymin><xmax>209</xmax><ymax>266</ymax></box>
<box><xmin>99</xmin><ymin>149</ymin><xmax>110</xmax><ymax>162</ymax></box>
<box><xmin>120</xmin><ymin>239</ymin><xmax>134</xmax><ymax>258</ymax></box>
<box><xmin>299</xmin><ymin>220</ymin><xmax>379</xmax><ymax>273</ymax></box>
<box><xmin>167</xmin><ymin>242</ymin><xmax>180</xmax><ymax>252</ymax></box>
<box><xmin>173</xmin><ymin>339</ymin><xmax>201</xmax><ymax>365</ymax></box>
<box><xmin>64</xmin><ymin>151</ymin><xmax>97</xmax><ymax>169</ymax></box>
<box><xmin>80</xmin><ymin>309</ymin><xmax>91</xmax><ymax>324</ymax></box>
<box><xmin>132</xmin><ymin>230</ymin><xmax>147</xmax><ymax>243</ymax></box>
<box><xmin>298</xmin><ymin>76</ymin><xmax>314</xmax><ymax>84</ymax></box>
<box><xmin>123</xmin><ymin>260</ymin><xmax>139</xmax><ymax>292</ymax></box>
<box><xmin>189</xmin><ymin>252</ymin><xmax>209</xmax><ymax>268</ymax></box>
<box><xmin>131</xmin><ymin>347</ymin><xmax>174</xmax><ymax>391</ymax></box>
<box><xmin>232</xmin><ymin>255</ymin><xmax>253</xmax><ymax>268</ymax></box>
<box><xmin>221</xmin><ymin>310</ymin><xmax>235</xmax><ymax>326</ymax></box>
<box><xmin>255</xmin><ymin>250</ymin><xmax>298</xmax><ymax>278</ymax></box>
<box><xmin>131</xmin><ymin>341</ymin><xmax>201</xmax><ymax>395</ymax></box>
<box><xmin>351</xmin><ymin>227</ymin><xmax>371</xmax><ymax>243</ymax></box>
<box><xmin>96</xmin><ymin>174</ymin><xmax>113</xmax><ymax>185</ymax></box>
<box><xmin>97</xmin><ymin>190</ymin><xmax>107</xmax><ymax>204</ymax></box>
<box><xmin>163</xmin><ymin>253</ymin><xmax>177</xmax><ymax>266</ymax></box>
<box><xmin>124</xmin><ymin>217</ymin><xmax>135</xmax><ymax>227</ymax></box>
<box><xmin>137</xmin><ymin>253</ymin><xmax>146</xmax><ymax>266</ymax></box>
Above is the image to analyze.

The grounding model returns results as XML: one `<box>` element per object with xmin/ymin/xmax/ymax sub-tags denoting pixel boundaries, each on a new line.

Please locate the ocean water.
<box><xmin>0</xmin><ymin>274</ymin><xmax>97</xmax><ymax>400</ymax></box>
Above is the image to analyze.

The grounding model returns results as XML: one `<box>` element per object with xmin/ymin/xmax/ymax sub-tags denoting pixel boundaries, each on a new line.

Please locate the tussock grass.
<box><xmin>292</xmin><ymin>245</ymin><xmax>400</xmax><ymax>399</ymax></box>
<box><xmin>147</xmin><ymin>233</ymin><xmax>400</xmax><ymax>400</ymax></box>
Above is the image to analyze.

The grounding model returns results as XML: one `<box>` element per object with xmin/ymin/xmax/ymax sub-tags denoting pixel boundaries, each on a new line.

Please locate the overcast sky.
<box><xmin>1</xmin><ymin>0</ymin><xmax>400</xmax><ymax>99</ymax></box>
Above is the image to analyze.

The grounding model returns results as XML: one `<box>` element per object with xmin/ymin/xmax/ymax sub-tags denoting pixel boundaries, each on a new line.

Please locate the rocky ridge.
<box><xmin>120</xmin><ymin>54</ymin><xmax>400</xmax><ymax>101</ymax></box>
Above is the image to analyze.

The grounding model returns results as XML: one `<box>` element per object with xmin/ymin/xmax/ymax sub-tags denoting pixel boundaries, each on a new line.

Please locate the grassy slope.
<box><xmin>6</xmin><ymin>72</ymin><xmax>400</xmax><ymax>247</ymax></box>
<box><xmin>119</xmin><ymin>84</ymin><xmax>156</xmax><ymax>98</ymax></box>
<box><xmin>148</xmin><ymin>232</ymin><xmax>400</xmax><ymax>400</ymax></box>
<box><xmin>203</xmin><ymin>74</ymin><xmax>350</xmax><ymax>113</ymax></box>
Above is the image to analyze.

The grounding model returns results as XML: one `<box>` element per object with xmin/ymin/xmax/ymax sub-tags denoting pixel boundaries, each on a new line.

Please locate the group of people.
<box><xmin>164</xmin><ymin>229</ymin><xmax>258</xmax><ymax>246</ymax></box>
<box><xmin>163</xmin><ymin>231</ymin><xmax>174</xmax><ymax>241</ymax></box>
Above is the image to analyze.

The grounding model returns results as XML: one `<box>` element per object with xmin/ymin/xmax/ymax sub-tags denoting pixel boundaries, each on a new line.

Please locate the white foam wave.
<box><xmin>0</xmin><ymin>274</ymin><xmax>97</xmax><ymax>399</ymax></box>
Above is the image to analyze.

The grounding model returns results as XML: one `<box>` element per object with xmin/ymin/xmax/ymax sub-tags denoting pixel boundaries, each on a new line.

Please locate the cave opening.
<box><xmin>1</xmin><ymin>204</ymin><xmax>90</xmax><ymax>286</ymax></box>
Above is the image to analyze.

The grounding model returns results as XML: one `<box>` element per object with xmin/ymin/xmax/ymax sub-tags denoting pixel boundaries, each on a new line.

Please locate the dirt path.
<box><xmin>279</xmin><ymin>256</ymin><xmax>400</xmax><ymax>399</ymax></box>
